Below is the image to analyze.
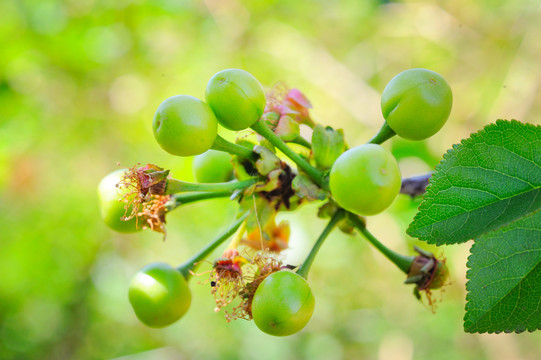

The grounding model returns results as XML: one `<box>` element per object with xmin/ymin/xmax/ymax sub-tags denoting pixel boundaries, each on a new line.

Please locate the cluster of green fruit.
<box><xmin>98</xmin><ymin>68</ymin><xmax>452</xmax><ymax>336</ymax></box>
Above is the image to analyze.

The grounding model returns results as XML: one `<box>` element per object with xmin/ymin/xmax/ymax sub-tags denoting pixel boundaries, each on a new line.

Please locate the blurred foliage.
<box><xmin>1</xmin><ymin>0</ymin><xmax>541</xmax><ymax>359</ymax></box>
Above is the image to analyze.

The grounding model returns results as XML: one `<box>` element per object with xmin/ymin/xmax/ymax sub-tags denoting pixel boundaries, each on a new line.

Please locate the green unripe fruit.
<box><xmin>98</xmin><ymin>169</ymin><xmax>142</xmax><ymax>233</ymax></box>
<box><xmin>193</xmin><ymin>150</ymin><xmax>234</xmax><ymax>183</ymax></box>
<box><xmin>153</xmin><ymin>95</ymin><xmax>218</xmax><ymax>156</ymax></box>
<box><xmin>128</xmin><ymin>262</ymin><xmax>192</xmax><ymax>328</ymax></box>
<box><xmin>381</xmin><ymin>68</ymin><xmax>452</xmax><ymax>140</ymax></box>
<box><xmin>252</xmin><ymin>271</ymin><xmax>315</xmax><ymax>336</ymax></box>
<box><xmin>205</xmin><ymin>69</ymin><xmax>266</xmax><ymax>131</ymax></box>
<box><xmin>329</xmin><ymin>144</ymin><xmax>401</xmax><ymax>216</ymax></box>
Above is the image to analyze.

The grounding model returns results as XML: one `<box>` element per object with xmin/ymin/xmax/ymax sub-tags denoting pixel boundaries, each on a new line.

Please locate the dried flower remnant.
<box><xmin>283</xmin><ymin>88</ymin><xmax>313</xmax><ymax>126</ymax></box>
<box><xmin>216</xmin><ymin>251</ymin><xmax>283</xmax><ymax>322</ymax></box>
<box><xmin>117</xmin><ymin>164</ymin><xmax>170</xmax><ymax>221</ymax></box>
<box><xmin>405</xmin><ymin>246</ymin><xmax>449</xmax><ymax>312</ymax></box>
<box><xmin>210</xmin><ymin>249</ymin><xmax>248</xmax><ymax>319</ymax></box>
<box><xmin>138</xmin><ymin>195</ymin><xmax>170</xmax><ymax>235</ymax></box>
<box><xmin>265</xmin><ymin>82</ymin><xmax>289</xmax><ymax>117</ymax></box>
<box><xmin>265</xmin><ymin>84</ymin><xmax>314</xmax><ymax>129</ymax></box>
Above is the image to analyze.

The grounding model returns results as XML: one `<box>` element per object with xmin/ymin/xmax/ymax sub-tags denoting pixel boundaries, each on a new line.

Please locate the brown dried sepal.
<box><xmin>211</xmin><ymin>250</ymin><xmax>248</xmax><ymax>319</ymax></box>
<box><xmin>258</xmin><ymin>162</ymin><xmax>298</xmax><ymax>211</ymax></box>
<box><xmin>117</xmin><ymin>164</ymin><xmax>170</xmax><ymax>221</ymax></box>
<box><xmin>406</xmin><ymin>246</ymin><xmax>449</xmax><ymax>312</ymax></box>
<box><xmin>137</xmin><ymin>195</ymin><xmax>170</xmax><ymax>236</ymax></box>
<box><xmin>234</xmin><ymin>253</ymin><xmax>283</xmax><ymax>320</ymax></box>
<box><xmin>211</xmin><ymin>251</ymin><xmax>283</xmax><ymax>322</ymax></box>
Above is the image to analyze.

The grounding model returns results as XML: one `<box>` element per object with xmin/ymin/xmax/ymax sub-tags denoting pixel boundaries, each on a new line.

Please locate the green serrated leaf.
<box><xmin>464</xmin><ymin>210</ymin><xmax>541</xmax><ymax>333</ymax></box>
<box><xmin>407</xmin><ymin>120</ymin><xmax>541</xmax><ymax>245</ymax></box>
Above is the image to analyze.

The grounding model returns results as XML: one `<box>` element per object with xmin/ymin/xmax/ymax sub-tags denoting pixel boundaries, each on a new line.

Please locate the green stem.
<box><xmin>297</xmin><ymin>209</ymin><xmax>345</xmax><ymax>279</ymax></box>
<box><xmin>167</xmin><ymin>191</ymin><xmax>232</xmax><ymax>211</ymax></box>
<box><xmin>367</xmin><ymin>122</ymin><xmax>396</xmax><ymax>145</ymax></box>
<box><xmin>348</xmin><ymin>213</ymin><xmax>414</xmax><ymax>274</ymax></box>
<box><xmin>289</xmin><ymin>135</ymin><xmax>312</xmax><ymax>149</ymax></box>
<box><xmin>251</xmin><ymin>119</ymin><xmax>325</xmax><ymax>188</ymax></box>
<box><xmin>177</xmin><ymin>212</ymin><xmax>249</xmax><ymax>279</ymax></box>
<box><xmin>212</xmin><ymin>135</ymin><xmax>256</xmax><ymax>160</ymax></box>
<box><xmin>166</xmin><ymin>178</ymin><xmax>259</xmax><ymax>194</ymax></box>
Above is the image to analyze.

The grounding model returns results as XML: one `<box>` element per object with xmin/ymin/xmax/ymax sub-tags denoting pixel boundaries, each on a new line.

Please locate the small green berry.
<box><xmin>193</xmin><ymin>150</ymin><xmax>234</xmax><ymax>183</ymax></box>
<box><xmin>129</xmin><ymin>262</ymin><xmax>192</xmax><ymax>328</ymax></box>
<box><xmin>206</xmin><ymin>69</ymin><xmax>266</xmax><ymax>131</ymax></box>
<box><xmin>153</xmin><ymin>95</ymin><xmax>218</xmax><ymax>156</ymax></box>
<box><xmin>252</xmin><ymin>271</ymin><xmax>315</xmax><ymax>336</ymax></box>
<box><xmin>98</xmin><ymin>169</ymin><xmax>142</xmax><ymax>233</ymax></box>
<box><xmin>329</xmin><ymin>144</ymin><xmax>401</xmax><ymax>216</ymax></box>
<box><xmin>381</xmin><ymin>68</ymin><xmax>452</xmax><ymax>140</ymax></box>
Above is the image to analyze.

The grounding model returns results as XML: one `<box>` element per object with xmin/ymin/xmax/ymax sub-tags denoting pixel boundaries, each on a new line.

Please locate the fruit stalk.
<box><xmin>211</xmin><ymin>135</ymin><xmax>257</xmax><ymax>160</ymax></box>
<box><xmin>297</xmin><ymin>209</ymin><xmax>345</xmax><ymax>278</ymax></box>
<box><xmin>290</xmin><ymin>135</ymin><xmax>312</xmax><ymax>149</ymax></box>
<box><xmin>348</xmin><ymin>213</ymin><xmax>414</xmax><ymax>274</ymax></box>
<box><xmin>177</xmin><ymin>212</ymin><xmax>249</xmax><ymax>279</ymax></box>
<box><xmin>251</xmin><ymin>119</ymin><xmax>326</xmax><ymax>188</ymax></box>
<box><xmin>367</xmin><ymin>122</ymin><xmax>396</xmax><ymax>145</ymax></box>
<box><xmin>167</xmin><ymin>191</ymin><xmax>233</xmax><ymax>211</ymax></box>
<box><xmin>166</xmin><ymin>178</ymin><xmax>259</xmax><ymax>194</ymax></box>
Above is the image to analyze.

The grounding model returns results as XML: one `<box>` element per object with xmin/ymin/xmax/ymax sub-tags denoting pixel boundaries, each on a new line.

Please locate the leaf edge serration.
<box><xmin>463</xmin><ymin>209</ymin><xmax>541</xmax><ymax>334</ymax></box>
<box><xmin>406</xmin><ymin>119</ymin><xmax>539</xmax><ymax>245</ymax></box>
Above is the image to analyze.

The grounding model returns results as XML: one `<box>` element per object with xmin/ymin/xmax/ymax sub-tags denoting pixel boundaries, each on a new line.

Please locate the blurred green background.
<box><xmin>1</xmin><ymin>0</ymin><xmax>540</xmax><ymax>359</ymax></box>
